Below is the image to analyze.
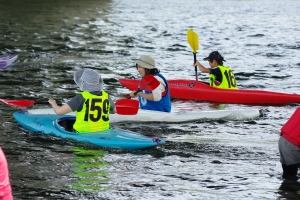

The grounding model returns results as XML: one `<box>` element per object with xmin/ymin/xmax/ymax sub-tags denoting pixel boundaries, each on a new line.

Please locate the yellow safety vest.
<box><xmin>73</xmin><ymin>91</ymin><xmax>110</xmax><ymax>133</ymax></box>
<box><xmin>209</xmin><ymin>65</ymin><xmax>238</xmax><ymax>89</ymax></box>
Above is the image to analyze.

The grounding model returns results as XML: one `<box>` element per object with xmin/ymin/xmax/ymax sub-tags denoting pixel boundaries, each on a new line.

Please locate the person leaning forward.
<box><xmin>193</xmin><ymin>51</ymin><xmax>238</xmax><ymax>89</ymax></box>
<box><xmin>48</xmin><ymin>68</ymin><xmax>116</xmax><ymax>133</ymax></box>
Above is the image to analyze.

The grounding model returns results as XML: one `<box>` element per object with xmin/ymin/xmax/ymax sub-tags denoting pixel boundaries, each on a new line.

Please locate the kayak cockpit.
<box><xmin>56</xmin><ymin>116</ymin><xmax>76</xmax><ymax>133</ymax></box>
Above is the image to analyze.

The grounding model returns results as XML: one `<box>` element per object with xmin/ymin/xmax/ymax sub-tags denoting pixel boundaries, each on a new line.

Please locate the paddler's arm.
<box><xmin>48</xmin><ymin>98</ymin><xmax>72</xmax><ymax>115</ymax></box>
<box><xmin>194</xmin><ymin>61</ymin><xmax>210</xmax><ymax>73</ymax></box>
<box><xmin>130</xmin><ymin>81</ymin><xmax>165</xmax><ymax>101</ymax></box>
<box><xmin>130</xmin><ymin>92</ymin><xmax>155</xmax><ymax>101</ymax></box>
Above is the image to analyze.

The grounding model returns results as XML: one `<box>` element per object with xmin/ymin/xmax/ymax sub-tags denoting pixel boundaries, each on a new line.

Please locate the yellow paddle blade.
<box><xmin>187</xmin><ymin>29</ymin><xmax>199</xmax><ymax>53</ymax></box>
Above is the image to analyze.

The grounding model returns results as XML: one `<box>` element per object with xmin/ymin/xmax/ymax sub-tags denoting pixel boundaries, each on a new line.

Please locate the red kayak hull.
<box><xmin>119</xmin><ymin>78</ymin><xmax>300</xmax><ymax>105</ymax></box>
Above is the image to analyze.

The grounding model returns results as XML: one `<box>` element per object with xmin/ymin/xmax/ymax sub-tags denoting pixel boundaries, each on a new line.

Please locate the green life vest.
<box><xmin>209</xmin><ymin>65</ymin><xmax>238</xmax><ymax>89</ymax></box>
<box><xmin>73</xmin><ymin>91</ymin><xmax>110</xmax><ymax>133</ymax></box>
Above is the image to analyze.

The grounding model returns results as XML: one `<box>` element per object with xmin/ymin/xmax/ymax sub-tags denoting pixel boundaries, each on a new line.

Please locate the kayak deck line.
<box><xmin>25</xmin><ymin>107</ymin><xmax>262</xmax><ymax>122</ymax></box>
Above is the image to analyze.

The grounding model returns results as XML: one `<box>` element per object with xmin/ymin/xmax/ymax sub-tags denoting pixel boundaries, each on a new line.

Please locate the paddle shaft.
<box><xmin>194</xmin><ymin>53</ymin><xmax>198</xmax><ymax>81</ymax></box>
<box><xmin>40</xmin><ymin>101</ymin><xmax>62</xmax><ymax>106</ymax></box>
<box><xmin>48</xmin><ymin>100</ymin><xmax>138</xmax><ymax>115</ymax></box>
<box><xmin>0</xmin><ymin>98</ymin><xmax>138</xmax><ymax>115</ymax></box>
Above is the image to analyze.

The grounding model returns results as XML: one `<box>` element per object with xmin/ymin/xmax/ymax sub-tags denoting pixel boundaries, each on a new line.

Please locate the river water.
<box><xmin>0</xmin><ymin>0</ymin><xmax>300</xmax><ymax>199</ymax></box>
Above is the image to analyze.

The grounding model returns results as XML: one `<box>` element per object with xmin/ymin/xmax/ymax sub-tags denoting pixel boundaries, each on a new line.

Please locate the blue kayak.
<box><xmin>13</xmin><ymin>110</ymin><xmax>165</xmax><ymax>150</ymax></box>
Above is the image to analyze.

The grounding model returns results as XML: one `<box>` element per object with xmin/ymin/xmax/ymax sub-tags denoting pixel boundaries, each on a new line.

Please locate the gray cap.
<box><xmin>133</xmin><ymin>55</ymin><xmax>155</xmax><ymax>69</ymax></box>
<box><xmin>74</xmin><ymin>69</ymin><xmax>103</xmax><ymax>92</ymax></box>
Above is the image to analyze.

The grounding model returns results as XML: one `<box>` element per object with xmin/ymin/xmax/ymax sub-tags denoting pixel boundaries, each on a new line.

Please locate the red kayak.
<box><xmin>119</xmin><ymin>78</ymin><xmax>300</xmax><ymax>106</ymax></box>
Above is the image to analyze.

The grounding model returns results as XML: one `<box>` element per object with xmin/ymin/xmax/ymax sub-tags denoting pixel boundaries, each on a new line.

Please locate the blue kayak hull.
<box><xmin>13</xmin><ymin>111</ymin><xmax>165</xmax><ymax>150</ymax></box>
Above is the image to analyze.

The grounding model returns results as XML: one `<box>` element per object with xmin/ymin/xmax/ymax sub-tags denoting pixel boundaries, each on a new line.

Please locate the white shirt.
<box><xmin>151</xmin><ymin>76</ymin><xmax>166</xmax><ymax>101</ymax></box>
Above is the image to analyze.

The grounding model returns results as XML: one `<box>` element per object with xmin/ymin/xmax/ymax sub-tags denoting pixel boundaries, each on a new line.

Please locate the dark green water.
<box><xmin>0</xmin><ymin>0</ymin><xmax>300</xmax><ymax>199</ymax></box>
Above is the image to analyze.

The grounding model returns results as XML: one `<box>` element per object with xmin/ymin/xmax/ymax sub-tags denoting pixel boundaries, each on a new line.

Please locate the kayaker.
<box><xmin>278</xmin><ymin>107</ymin><xmax>300</xmax><ymax>179</ymax></box>
<box><xmin>129</xmin><ymin>55</ymin><xmax>171</xmax><ymax>112</ymax></box>
<box><xmin>193</xmin><ymin>51</ymin><xmax>238</xmax><ymax>89</ymax></box>
<box><xmin>48</xmin><ymin>68</ymin><xmax>116</xmax><ymax>133</ymax></box>
<box><xmin>0</xmin><ymin>147</ymin><xmax>13</xmax><ymax>200</ymax></box>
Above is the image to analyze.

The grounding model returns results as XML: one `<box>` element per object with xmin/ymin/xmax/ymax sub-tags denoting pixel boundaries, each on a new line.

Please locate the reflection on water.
<box><xmin>71</xmin><ymin>147</ymin><xmax>110</xmax><ymax>192</ymax></box>
<box><xmin>0</xmin><ymin>0</ymin><xmax>300</xmax><ymax>199</ymax></box>
<box><xmin>278</xmin><ymin>179</ymin><xmax>300</xmax><ymax>199</ymax></box>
